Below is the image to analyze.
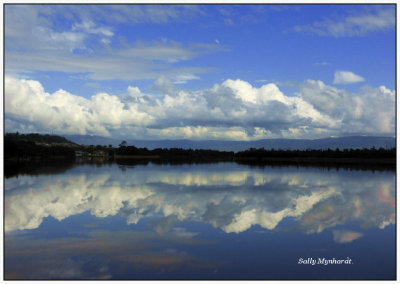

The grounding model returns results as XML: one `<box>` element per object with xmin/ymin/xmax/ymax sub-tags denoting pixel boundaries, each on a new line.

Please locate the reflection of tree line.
<box><xmin>236</xmin><ymin>147</ymin><xmax>395</xmax><ymax>159</ymax></box>
<box><xmin>5</xmin><ymin>133</ymin><xmax>396</xmax><ymax>171</ymax></box>
<box><xmin>4</xmin><ymin>159</ymin><xmax>76</xmax><ymax>178</ymax></box>
<box><xmin>235</xmin><ymin>160</ymin><xmax>395</xmax><ymax>172</ymax></box>
<box><xmin>5</xmin><ymin>154</ymin><xmax>395</xmax><ymax>180</ymax></box>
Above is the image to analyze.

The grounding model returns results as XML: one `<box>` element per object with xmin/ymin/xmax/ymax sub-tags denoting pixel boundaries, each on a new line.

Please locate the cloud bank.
<box><xmin>5</xmin><ymin>76</ymin><xmax>395</xmax><ymax>140</ymax></box>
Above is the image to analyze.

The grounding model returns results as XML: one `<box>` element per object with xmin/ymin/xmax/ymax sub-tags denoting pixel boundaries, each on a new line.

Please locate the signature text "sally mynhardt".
<box><xmin>298</xmin><ymin>257</ymin><xmax>353</xmax><ymax>265</ymax></box>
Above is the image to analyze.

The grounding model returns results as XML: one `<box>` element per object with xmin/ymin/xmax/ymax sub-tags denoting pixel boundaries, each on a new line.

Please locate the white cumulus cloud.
<box><xmin>333</xmin><ymin>71</ymin><xmax>365</xmax><ymax>85</ymax></box>
<box><xmin>5</xmin><ymin>76</ymin><xmax>395</xmax><ymax>140</ymax></box>
<box><xmin>4</xmin><ymin>77</ymin><xmax>155</xmax><ymax>136</ymax></box>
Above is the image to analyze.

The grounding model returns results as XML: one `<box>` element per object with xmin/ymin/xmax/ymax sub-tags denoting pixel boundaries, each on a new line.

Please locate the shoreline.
<box><xmin>5</xmin><ymin>155</ymin><xmax>396</xmax><ymax>165</ymax></box>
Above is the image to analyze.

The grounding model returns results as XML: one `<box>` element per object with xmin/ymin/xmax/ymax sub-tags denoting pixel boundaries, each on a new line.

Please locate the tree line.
<box><xmin>5</xmin><ymin>133</ymin><xmax>76</xmax><ymax>159</ymax></box>
<box><xmin>4</xmin><ymin>133</ymin><xmax>396</xmax><ymax>162</ymax></box>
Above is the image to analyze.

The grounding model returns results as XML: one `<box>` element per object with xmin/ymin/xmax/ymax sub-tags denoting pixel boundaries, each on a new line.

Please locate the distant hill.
<box><xmin>6</xmin><ymin>133</ymin><xmax>77</xmax><ymax>145</ymax></box>
<box><xmin>63</xmin><ymin>135</ymin><xmax>395</xmax><ymax>152</ymax></box>
<box><xmin>5</xmin><ymin>133</ymin><xmax>77</xmax><ymax>159</ymax></box>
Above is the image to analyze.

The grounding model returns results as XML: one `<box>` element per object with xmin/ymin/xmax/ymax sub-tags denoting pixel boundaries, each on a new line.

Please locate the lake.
<box><xmin>4</xmin><ymin>161</ymin><xmax>396</xmax><ymax>280</ymax></box>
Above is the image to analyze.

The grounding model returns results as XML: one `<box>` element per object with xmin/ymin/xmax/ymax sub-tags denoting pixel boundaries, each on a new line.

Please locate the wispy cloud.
<box><xmin>5</xmin><ymin>5</ymin><xmax>220</xmax><ymax>83</ymax></box>
<box><xmin>314</xmin><ymin>61</ymin><xmax>329</xmax><ymax>66</ymax></box>
<box><xmin>294</xmin><ymin>6</ymin><xmax>394</xmax><ymax>37</ymax></box>
<box><xmin>84</xmin><ymin>82</ymin><xmax>101</xmax><ymax>88</ymax></box>
<box><xmin>5</xmin><ymin>40</ymin><xmax>222</xmax><ymax>82</ymax></box>
<box><xmin>41</xmin><ymin>5</ymin><xmax>204</xmax><ymax>26</ymax></box>
<box><xmin>72</xmin><ymin>21</ymin><xmax>114</xmax><ymax>37</ymax></box>
<box><xmin>173</xmin><ymin>74</ymin><xmax>200</xmax><ymax>84</ymax></box>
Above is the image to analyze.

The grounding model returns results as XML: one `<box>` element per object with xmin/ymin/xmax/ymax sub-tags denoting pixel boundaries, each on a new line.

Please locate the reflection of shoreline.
<box><xmin>237</xmin><ymin>156</ymin><xmax>395</xmax><ymax>164</ymax></box>
<box><xmin>117</xmin><ymin>158</ymin><xmax>396</xmax><ymax>172</ymax></box>
<box><xmin>4</xmin><ymin>157</ymin><xmax>395</xmax><ymax>179</ymax></box>
<box><xmin>4</xmin><ymin>158</ymin><xmax>76</xmax><ymax>178</ymax></box>
<box><xmin>235</xmin><ymin>157</ymin><xmax>395</xmax><ymax>171</ymax></box>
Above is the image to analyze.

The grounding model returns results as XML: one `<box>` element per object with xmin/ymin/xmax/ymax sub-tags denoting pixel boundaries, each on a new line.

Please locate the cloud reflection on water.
<box><xmin>5</xmin><ymin>165</ymin><xmax>395</xmax><ymax>235</ymax></box>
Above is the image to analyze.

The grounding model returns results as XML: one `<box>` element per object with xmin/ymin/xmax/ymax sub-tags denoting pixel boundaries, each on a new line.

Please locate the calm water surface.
<box><xmin>4</xmin><ymin>162</ymin><xmax>395</xmax><ymax>279</ymax></box>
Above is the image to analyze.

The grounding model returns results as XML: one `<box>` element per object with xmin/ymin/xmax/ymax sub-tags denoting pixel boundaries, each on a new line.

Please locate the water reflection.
<box><xmin>4</xmin><ymin>163</ymin><xmax>396</xmax><ymax>279</ymax></box>
<box><xmin>5</xmin><ymin>164</ymin><xmax>395</xmax><ymax>235</ymax></box>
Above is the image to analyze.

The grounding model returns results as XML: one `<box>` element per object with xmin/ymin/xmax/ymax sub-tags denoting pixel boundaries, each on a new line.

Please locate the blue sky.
<box><xmin>5</xmin><ymin>4</ymin><xmax>396</xmax><ymax>140</ymax></box>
